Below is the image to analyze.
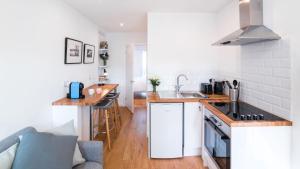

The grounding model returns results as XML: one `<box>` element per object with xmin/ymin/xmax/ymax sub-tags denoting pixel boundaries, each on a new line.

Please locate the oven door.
<box><xmin>204</xmin><ymin>117</ymin><xmax>230</xmax><ymax>169</ymax></box>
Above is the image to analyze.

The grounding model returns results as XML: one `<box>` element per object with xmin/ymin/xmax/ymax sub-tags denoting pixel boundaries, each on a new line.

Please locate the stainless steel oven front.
<box><xmin>204</xmin><ymin>109</ymin><xmax>231</xmax><ymax>169</ymax></box>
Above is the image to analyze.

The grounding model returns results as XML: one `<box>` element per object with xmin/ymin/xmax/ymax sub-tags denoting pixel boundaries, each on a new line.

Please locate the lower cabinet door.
<box><xmin>184</xmin><ymin>102</ymin><xmax>202</xmax><ymax>156</ymax></box>
<box><xmin>150</xmin><ymin>103</ymin><xmax>183</xmax><ymax>158</ymax></box>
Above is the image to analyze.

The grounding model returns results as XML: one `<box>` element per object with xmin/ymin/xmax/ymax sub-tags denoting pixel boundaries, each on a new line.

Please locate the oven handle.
<box><xmin>205</xmin><ymin>117</ymin><xmax>229</xmax><ymax>140</ymax></box>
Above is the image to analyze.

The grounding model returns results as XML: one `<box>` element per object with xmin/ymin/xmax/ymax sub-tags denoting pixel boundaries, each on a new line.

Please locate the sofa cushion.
<box><xmin>0</xmin><ymin>127</ymin><xmax>36</xmax><ymax>153</ymax></box>
<box><xmin>12</xmin><ymin>132</ymin><xmax>77</xmax><ymax>169</ymax></box>
<box><xmin>47</xmin><ymin>120</ymin><xmax>85</xmax><ymax>166</ymax></box>
<box><xmin>0</xmin><ymin>143</ymin><xmax>18</xmax><ymax>169</ymax></box>
<box><xmin>73</xmin><ymin>162</ymin><xmax>102</xmax><ymax>169</ymax></box>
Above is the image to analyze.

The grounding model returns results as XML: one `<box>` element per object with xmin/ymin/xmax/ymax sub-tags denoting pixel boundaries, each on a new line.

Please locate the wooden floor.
<box><xmin>134</xmin><ymin>99</ymin><xmax>147</xmax><ymax>108</ymax></box>
<box><xmin>102</xmin><ymin>101</ymin><xmax>206</xmax><ymax>169</ymax></box>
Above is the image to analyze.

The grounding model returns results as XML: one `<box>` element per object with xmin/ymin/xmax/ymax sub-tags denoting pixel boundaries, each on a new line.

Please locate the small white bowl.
<box><xmin>88</xmin><ymin>89</ymin><xmax>95</xmax><ymax>96</ymax></box>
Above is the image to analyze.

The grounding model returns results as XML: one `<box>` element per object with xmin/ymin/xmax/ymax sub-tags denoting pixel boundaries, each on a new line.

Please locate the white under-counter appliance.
<box><xmin>150</xmin><ymin>103</ymin><xmax>184</xmax><ymax>158</ymax></box>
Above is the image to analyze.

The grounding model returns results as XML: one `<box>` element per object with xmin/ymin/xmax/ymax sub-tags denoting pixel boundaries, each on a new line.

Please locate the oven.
<box><xmin>204</xmin><ymin>110</ymin><xmax>231</xmax><ymax>169</ymax></box>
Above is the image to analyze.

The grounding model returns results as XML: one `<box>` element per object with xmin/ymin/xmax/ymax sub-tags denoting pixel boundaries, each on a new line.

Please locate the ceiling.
<box><xmin>63</xmin><ymin>0</ymin><xmax>231</xmax><ymax>32</ymax></box>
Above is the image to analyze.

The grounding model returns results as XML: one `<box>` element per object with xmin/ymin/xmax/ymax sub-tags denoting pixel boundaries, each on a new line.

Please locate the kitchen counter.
<box><xmin>147</xmin><ymin>91</ymin><xmax>292</xmax><ymax>127</ymax></box>
<box><xmin>147</xmin><ymin>91</ymin><xmax>229</xmax><ymax>103</ymax></box>
<box><xmin>52</xmin><ymin>83</ymin><xmax>119</xmax><ymax>140</ymax></box>
<box><xmin>202</xmin><ymin>100</ymin><xmax>292</xmax><ymax>127</ymax></box>
<box><xmin>52</xmin><ymin>84</ymin><xmax>118</xmax><ymax>106</ymax></box>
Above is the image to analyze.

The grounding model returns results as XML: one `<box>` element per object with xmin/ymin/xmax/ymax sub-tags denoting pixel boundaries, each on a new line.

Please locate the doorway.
<box><xmin>133</xmin><ymin>44</ymin><xmax>147</xmax><ymax>108</ymax></box>
<box><xmin>125</xmin><ymin>44</ymin><xmax>147</xmax><ymax>112</ymax></box>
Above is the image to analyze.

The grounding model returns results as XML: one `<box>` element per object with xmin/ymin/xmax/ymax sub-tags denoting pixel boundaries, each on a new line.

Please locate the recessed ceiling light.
<box><xmin>120</xmin><ymin>23</ymin><xmax>124</xmax><ymax>27</ymax></box>
<box><xmin>239</xmin><ymin>0</ymin><xmax>250</xmax><ymax>4</ymax></box>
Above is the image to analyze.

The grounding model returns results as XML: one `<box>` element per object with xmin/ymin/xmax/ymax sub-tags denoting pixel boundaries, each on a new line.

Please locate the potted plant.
<box><xmin>149</xmin><ymin>77</ymin><xmax>160</xmax><ymax>93</ymax></box>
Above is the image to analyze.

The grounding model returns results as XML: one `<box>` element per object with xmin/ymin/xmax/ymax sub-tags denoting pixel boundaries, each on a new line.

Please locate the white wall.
<box><xmin>215</xmin><ymin>0</ymin><xmax>300</xmax><ymax>168</ymax></box>
<box><xmin>215</xmin><ymin>0</ymin><xmax>241</xmax><ymax>79</ymax></box>
<box><xmin>0</xmin><ymin>0</ymin><xmax>99</xmax><ymax>139</ymax></box>
<box><xmin>288</xmin><ymin>1</ymin><xmax>300</xmax><ymax>168</ymax></box>
<box><xmin>105</xmin><ymin>32</ymin><xmax>147</xmax><ymax>105</ymax></box>
<box><xmin>291</xmin><ymin>20</ymin><xmax>300</xmax><ymax>169</ymax></box>
<box><xmin>147</xmin><ymin>13</ymin><xmax>219</xmax><ymax>91</ymax></box>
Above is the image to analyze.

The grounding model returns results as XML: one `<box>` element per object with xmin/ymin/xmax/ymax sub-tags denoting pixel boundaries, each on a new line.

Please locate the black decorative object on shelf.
<box><xmin>99</xmin><ymin>41</ymin><xmax>109</xmax><ymax>66</ymax></box>
<box><xmin>65</xmin><ymin>38</ymin><xmax>83</xmax><ymax>64</ymax></box>
<box><xmin>100</xmin><ymin>53</ymin><xmax>109</xmax><ymax>66</ymax></box>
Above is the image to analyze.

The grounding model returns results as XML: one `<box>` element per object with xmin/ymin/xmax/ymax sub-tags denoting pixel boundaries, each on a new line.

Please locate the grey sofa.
<box><xmin>0</xmin><ymin>127</ymin><xmax>103</xmax><ymax>169</ymax></box>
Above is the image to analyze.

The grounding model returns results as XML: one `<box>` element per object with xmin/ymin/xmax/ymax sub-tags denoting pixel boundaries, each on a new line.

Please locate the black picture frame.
<box><xmin>83</xmin><ymin>44</ymin><xmax>95</xmax><ymax>64</ymax></box>
<box><xmin>64</xmin><ymin>37</ymin><xmax>83</xmax><ymax>64</ymax></box>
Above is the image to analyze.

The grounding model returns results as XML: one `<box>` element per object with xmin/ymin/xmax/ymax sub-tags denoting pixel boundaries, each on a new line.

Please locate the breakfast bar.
<box><xmin>52</xmin><ymin>84</ymin><xmax>118</xmax><ymax>140</ymax></box>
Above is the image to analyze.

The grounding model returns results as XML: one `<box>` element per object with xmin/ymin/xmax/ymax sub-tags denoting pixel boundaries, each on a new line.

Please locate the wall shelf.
<box><xmin>99</xmin><ymin>48</ymin><xmax>108</xmax><ymax>55</ymax></box>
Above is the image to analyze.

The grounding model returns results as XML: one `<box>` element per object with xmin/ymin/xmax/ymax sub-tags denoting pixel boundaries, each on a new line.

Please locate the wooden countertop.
<box><xmin>147</xmin><ymin>92</ymin><xmax>229</xmax><ymax>103</ymax></box>
<box><xmin>202</xmin><ymin>101</ymin><xmax>293</xmax><ymax>127</ymax></box>
<box><xmin>147</xmin><ymin>92</ymin><xmax>292</xmax><ymax>127</ymax></box>
<box><xmin>52</xmin><ymin>84</ymin><xmax>118</xmax><ymax>106</ymax></box>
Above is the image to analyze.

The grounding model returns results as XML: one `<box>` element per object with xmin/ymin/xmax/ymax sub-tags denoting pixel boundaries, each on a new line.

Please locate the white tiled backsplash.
<box><xmin>148</xmin><ymin>72</ymin><xmax>219</xmax><ymax>92</ymax></box>
<box><xmin>220</xmin><ymin>39</ymin><xmax>291</xmax><ymax>119</ymax></box>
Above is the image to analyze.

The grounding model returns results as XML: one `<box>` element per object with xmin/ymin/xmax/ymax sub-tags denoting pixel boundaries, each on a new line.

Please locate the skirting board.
<box><xmin>184</xmin><ymin>148</ymin><xmax>201</xmax><ymax>157</ymax></box>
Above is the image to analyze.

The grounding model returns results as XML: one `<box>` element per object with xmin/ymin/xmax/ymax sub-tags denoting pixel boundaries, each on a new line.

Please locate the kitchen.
<box><xmin>148</xmin><ymin>77</ymin><xmax>291</xmax><ymax>169</ymax></box>
<box><xmin>0</xmin><ymin>0</ymin><xmax>299</xmax><ymax>169</ymax></box>
<box><xmin>55</xmin><ymin>0</ymin><xmax>297</xmax><ymax>168</ymax></box>
<box><xmin>146</xmin><ymin>0</ymin><xmax>295</xmax><ymax>169</ymax></box>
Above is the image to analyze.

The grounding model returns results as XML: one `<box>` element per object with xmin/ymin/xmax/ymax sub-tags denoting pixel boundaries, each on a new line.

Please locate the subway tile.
<box><xmin>272</xmin><ymin>68</ymin><xmax>290</xmax><ymax>78</ymax></box>
<box><xmin>257</xmin><ymin>84</ymin><xmax>273</xmax><ymax>94</ymax></box>
<box><xmin>279</xmin><ymin>58</ymin><xmax>291</xmax><ymax>68</ymax></box>
<box><xmin>263</xmin><ymin>77</ymin><xmax>281</xmax><ymax>87</ymax></box>
<box><xmin>272</xmin><ymin>48</ymin><xmax>290</xmax><ymax>58</ymax></box>
<box><xmin>250</xmin><ymin>90</ymin><xmax>265</xmax><ymax>100</ymax></box>
<box><xmin>281</xmin><ymin>98</ymin><xmax>291</xmax><ymax>110</ymax></box>
<box><xmin>272</xmin><ymin>106</ymin><xmax>290</xmax><ymax>119</ymax></box>
<box><xmin>281</xmin><ymin>79</ymin><xmax>291</xmax><ymax>89</ymax></box>
<box><xmin>272</xmin><ymin>87</ymin><xmax>291</xmax><ymax>98</ymax></box>
<box><xmin>263</xmin><ymin>94</ymin><xmax>281</xmax><ymax>106</ymax></box>
<box><xmin>222</xmin><ymin>39</ymin><xmax>291</xmax><ymax>117</ymax></box>
<box><xmin>256</xmin><ymin>100</ymin><xmax>273</xmax><ymax>112</ymax></box>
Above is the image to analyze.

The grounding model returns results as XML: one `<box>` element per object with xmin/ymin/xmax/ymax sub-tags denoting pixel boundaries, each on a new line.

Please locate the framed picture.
<box><xmin>83</xmin><ymin>44</ymin><xmax>95</xmax><ymax>64</ymax></box>
<box><xmin>65</xmin><ymin>38</ymin><xmax>83</xmax><ymax>64</ymax></box>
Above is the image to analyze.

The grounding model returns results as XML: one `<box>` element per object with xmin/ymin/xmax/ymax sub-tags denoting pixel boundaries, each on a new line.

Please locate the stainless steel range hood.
<box><xmin>213</xmin><ymin>0</ymin><xmax>281</xmax><ymax>46</ymax></box>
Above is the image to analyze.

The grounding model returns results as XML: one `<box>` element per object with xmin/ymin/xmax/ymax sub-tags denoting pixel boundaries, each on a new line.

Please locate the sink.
<box><xmin>180</xmin><ymin>92</ymin><xmax>208</xmax><ymax>98</ymax></box>
<box><xmin>158</xmin><ymin>91</ymin><xmax>181</xmax><ymax>99</ymax></box>
<box><xmin>158</xmin><ymin>91</ymin><xmax>208</xmax><ymax>99</ymax></box>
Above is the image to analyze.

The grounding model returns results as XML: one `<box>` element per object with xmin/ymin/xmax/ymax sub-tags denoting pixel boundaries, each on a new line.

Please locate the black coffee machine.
<box><xmin>214</xmin><ymin>81</ymin><xmax>225</xmax><ymax>95</ymax></box>
<box><xmin>201</xmin><ymin>79</ymin><xmax>224</xmax><ymax>95</ymax></box>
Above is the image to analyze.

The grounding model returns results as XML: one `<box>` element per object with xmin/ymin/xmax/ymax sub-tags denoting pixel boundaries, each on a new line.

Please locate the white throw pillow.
<box><xmin>0</xmin><ymin>143</ymin><xmax>18</xmax><ymax>169</ymax></box>
<box><xmin>47</xmin><ymin>120</ymin><xmax>85</xmax><ymax>166</ymax></box>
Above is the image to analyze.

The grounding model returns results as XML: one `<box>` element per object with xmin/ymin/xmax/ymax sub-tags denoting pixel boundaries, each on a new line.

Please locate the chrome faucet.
<box><xmin>175</xmin><ymin>74</ymin><xmax>188</xmax><ymax>93</ymax></box>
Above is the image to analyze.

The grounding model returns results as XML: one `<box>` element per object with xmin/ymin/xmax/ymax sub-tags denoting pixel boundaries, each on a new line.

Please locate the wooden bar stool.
<box><xmin>93</xmin><ymin>99</ymin><xmax>116</xmax><ymax>150</ymax></box>
<box><xmin>105</xmin><ymin>93</ymin><xmax>122</xmax><ymax>131</ymax></box>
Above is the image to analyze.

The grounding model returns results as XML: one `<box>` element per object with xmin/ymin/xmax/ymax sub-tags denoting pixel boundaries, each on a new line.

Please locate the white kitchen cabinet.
<box><xmin>184</xmin><ymin>102</ymin><xmax>203</xmax><ymax>156</ymax></box>
<box><xmin>231</xmin><ymin>126</ymin><xmax>291</xmax><ymax>169</ymax></box>
<box><xmin>150</xmin><ymin>103</ymin><xmax>183</xmax><ymax>158</ymax></box>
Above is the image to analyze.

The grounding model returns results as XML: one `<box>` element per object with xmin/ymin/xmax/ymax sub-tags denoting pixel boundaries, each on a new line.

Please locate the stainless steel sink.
<box><xmin>158</xmin><ymin>91</ymin><xmax>181</xmax><ymax>99</ymax></box>
<box><xmin>180</xmin><ymin>92</ymin><xmax>208</xmax><ymax>98</ymax></box>
<box><xmin>158</xmin><ymin>91</ymin><xmax>208</xmax><ymax>99</ymax></box>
